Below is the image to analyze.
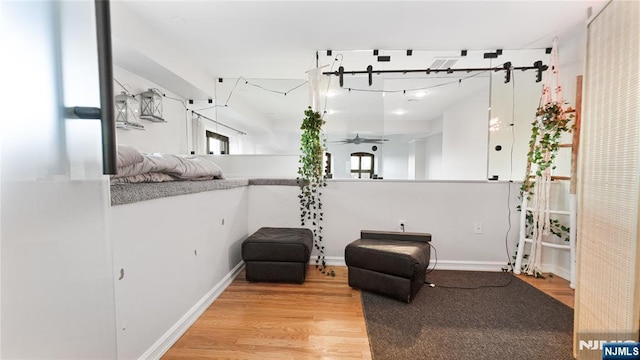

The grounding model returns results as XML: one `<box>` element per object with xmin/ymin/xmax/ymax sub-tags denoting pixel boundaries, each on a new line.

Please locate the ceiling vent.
<box><xmin>429</xmin><ymin>57</ymin><xmax>460</xmax><ymax>69</ymax></box>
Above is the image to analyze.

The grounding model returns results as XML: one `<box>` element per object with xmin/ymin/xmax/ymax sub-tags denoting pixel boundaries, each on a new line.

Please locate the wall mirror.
<box><xmin>214</xmin><ymin>48</ymin><xmax>549</xmax><ymax>181</ymax></box>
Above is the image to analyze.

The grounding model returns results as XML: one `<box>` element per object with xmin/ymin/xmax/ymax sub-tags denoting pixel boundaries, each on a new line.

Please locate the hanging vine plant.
<box><xmin>511</xmin><ymin>101</ymin><xmax>574</xmax><ymax>274</ymax></box>
<box><xmin>297</xmin><ymin>107</ymin><xmax>334</xmax><ymax>276</ymax></box>
<box><xmin>521</xmin><ymin>101</ymin><xmax>573</xmax><ymax>193</ymax></box>
<box><xmin>520</xmin><ymin>100</ymin><xmax>574</xmax><ymax>242</ymax></box>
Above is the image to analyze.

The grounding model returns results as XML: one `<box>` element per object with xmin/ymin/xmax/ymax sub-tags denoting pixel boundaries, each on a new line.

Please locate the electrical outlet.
<box><xmin>474</xmin><ymin>222</ymin><xmax>483</xmax><ymax>234</ymax></box>
<box><xmin>398</xmin><ymin>220</ymin><xmax>406</xmax><ymax>232</ymax></box>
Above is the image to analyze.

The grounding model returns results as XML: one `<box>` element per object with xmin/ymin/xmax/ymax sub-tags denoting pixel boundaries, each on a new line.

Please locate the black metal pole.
<box><xmin>95</xmin><ymin>0</ymin><xmax>117</xmax><ymax>175</ymax></box>
<box><xmin>323</xmin><ymin>63</ymin><xmax>547</xmax><ymax>77</ymax></box>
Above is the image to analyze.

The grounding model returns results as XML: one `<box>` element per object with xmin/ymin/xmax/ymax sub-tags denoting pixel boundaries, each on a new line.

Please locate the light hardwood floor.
<box><xmin>163</xmin><ymin>266</ymin><xmax>574</xmax><ymax>360</ymax></box>
<box><xmin>163</xmin><ymin>266</ymin><xmax>371</xmax><ymax>360</ymax></box>
<box><xmin>516</xmin><ymin>272</ymin><xmax>574</xmax><ymax>309</ymax></box>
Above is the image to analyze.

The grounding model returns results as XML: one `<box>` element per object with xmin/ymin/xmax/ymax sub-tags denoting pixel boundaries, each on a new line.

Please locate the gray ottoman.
<box><xmin>345</xmin><ymin>230</ymin><xmax>431</xmax><ymax>302</ymax></box>
<box><xmin>242</xmin><ymin>227</ymin><xmax>313</xmax><ymax>283</ymax></box>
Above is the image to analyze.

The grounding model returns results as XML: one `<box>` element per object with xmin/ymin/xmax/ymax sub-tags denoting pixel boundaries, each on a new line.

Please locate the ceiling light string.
<box><xmin>113</xmin><ymin>77</ymin><xmax>133</xmax><ymax>95</ymax></box>
<box><xmin>224</xmin><ymin>77</ymin><xmax>243</xmax><ymax>106</ymax></box>
<box><xmin>163</xmin><ymin>94</ymin><xmax>188</xmax><ymax>110</ymax></box>
<box><xmin>192</xmin><ymin>104</ymin><xmax>227</xmax><ymax>111</ymax></box>
<box><xmin>114</xmin><ymin>77</ymin><xmax>216</xmax><ymax>113</ymax></box>
<box><xmin>192</xmin><ymin>76</ymin><xmax>309</xmax><ymax>113</ymax></box>
<box><xmin>128</xmin><ymin>87</ymin><xmax>190</xmax><ymax>111</ymax></box>
<box><xmin>243</xmin><ymin>77</ymin><xmax>308</xmax><ymax>96</ymax></box>
<box><xmin>344</xmin><ymin>69</ymin><xmax>491</xmax><ymax>94</ymax></box>
<box><xmin>191</xmin><ymin>110</ymin><xmax>246</xmax><ymax>136</ymax></box>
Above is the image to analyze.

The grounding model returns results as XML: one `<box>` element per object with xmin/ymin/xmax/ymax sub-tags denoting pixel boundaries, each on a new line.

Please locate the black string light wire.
<box><xmin>340</xmin><ymin>69</ymin><xmax>490</xmax><ymax>95</ymax></box>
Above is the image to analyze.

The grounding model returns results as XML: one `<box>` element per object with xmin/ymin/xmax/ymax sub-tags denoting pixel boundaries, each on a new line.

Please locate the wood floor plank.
<box><xmin>162</xmin><ymin>266</ymin><xmax>372</xmax><ymax>360</ymax></box>
<box><xmin>515</xmin><ymin>272</ymin><xmax>575</xmax><ymax>309</ymax></box>
<box><xmin>163</xmin><ymin>266</ymin><xmax>574</xmax><ymax>359</ymax></box>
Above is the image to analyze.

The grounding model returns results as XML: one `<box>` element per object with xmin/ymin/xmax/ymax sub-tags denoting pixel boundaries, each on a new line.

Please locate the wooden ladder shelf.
<box><xmin>513</xmin><ymin>75</ymin><xmax>582</xmax><ymax>289</ymax></box>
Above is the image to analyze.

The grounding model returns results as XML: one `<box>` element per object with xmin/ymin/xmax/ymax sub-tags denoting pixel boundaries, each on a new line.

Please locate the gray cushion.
<box><xmin>345</xmin><ymin>238</ymin><xmax>430</xmax><ymax>279</ymax></box>
<box><xmin>361</xmin><ymin>230</ymin><xmax>431</xmax><ymax>243</ymax></box>
<box><xmin>242</xmin><ymin>227</ymin><xmax>313</xmax><ymax>263</ymax></box>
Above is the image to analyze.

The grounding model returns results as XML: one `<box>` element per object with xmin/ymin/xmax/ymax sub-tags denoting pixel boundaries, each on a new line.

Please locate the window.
<box><xmin>206</xmin><ymin>131</ymin><xmax>229</xmax><ymax>155</ymax></box>
<box><xmin>350</xmin><ymin>152</ymin><xmax>374</xmax><ymax>179</ymax></box>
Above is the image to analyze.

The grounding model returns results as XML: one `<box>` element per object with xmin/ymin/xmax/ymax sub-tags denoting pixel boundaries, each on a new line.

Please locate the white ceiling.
<box><xmin>121</xmin><ymin>0</ymin><xmax>605</xmax><ymax>79</ymax></box>
<box><xmin>117</xmin><ymin>0</ymin><xmax>605</xmax><ymax>148</ymax></box>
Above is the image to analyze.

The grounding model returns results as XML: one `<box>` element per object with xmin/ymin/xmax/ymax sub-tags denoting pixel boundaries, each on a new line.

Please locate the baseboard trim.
<box><xmin>314</xmin><ymin>257</ymin><xmax>507</xmax><ymax>272</ymax></box>
<box><xmin>431</xmin><ymin>260</ymin><xmax>506</xmax><ymax>272</ymax></box>
<box><xmin>139</xmin><ymin>261</ymin><xmax>245</xmax><ymax>360</ymax></box>
<box><xmin>309</xmin><ymin>255</ymin><xmax>346</xmax><ymax>267</ymax></box>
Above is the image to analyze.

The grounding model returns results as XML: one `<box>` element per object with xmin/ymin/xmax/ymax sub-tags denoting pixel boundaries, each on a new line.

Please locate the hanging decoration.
<box><xmin>521</xmin><ymin>37</ymin><xmax>574</xmax><ymax>277</ymax></box>
<box><xmin>297</xmin><ymin>106</ymin><xmax>332</xmax><ymax>276</ymax></box>
<box><xmin>140</xmin><ymin>88</ymin><xmax>165</xmax><ymax>122</ymax></box>
<box><xmin>114</xmin><ymin>91</ymin><xmax>144</xmax><ymax>130</ymax></box>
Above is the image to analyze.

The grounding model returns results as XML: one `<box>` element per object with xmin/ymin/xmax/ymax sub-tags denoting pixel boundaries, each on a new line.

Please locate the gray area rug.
<box><xmin>361</xmin><ymin>270</ymin><xmax>573</xmax><ymax>360</ymax></box>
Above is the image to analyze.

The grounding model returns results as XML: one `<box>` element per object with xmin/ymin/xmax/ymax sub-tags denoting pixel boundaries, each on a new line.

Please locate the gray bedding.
<box><xmin>112</xmin><ymin>146</ymin><xmax>224</xmax><ymax>184</ymax></box>
<box><xmin>110</xmin><ymin>146</ymin><xmax>301</xmax><ymax>206</ymax></box>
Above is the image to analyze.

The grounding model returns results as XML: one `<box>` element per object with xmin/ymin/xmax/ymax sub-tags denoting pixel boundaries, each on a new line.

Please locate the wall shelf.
<box><xmin>116</xmin><ymin>121</ymin><xmax>145</xmax><ymax>130</ymax></box>
<box><xmin>140</xmin><ymin>116</ymin><xmax>166</xmax><ymax>123</ymax></box>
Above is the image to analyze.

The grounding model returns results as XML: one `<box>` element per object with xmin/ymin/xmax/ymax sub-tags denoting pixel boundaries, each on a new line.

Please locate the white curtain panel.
<box><xmin>575</xmin><ymin>1</ymin><xmax>640</xmax><ymax>359</ymax></box>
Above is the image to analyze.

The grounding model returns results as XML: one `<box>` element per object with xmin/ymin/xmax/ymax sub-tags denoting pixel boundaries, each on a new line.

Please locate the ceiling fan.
<box><xmin>329</xmin><ymin>134</ymin><xmax>389</xmax><ymax>145</ymax></box>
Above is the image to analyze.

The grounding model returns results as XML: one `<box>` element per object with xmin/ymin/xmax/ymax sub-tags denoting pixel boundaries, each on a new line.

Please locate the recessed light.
<box><xmin>414</xmin><ymin>91</ymin><xmax>428</xmax><ymax>98</ymax></box>
<box><xmin>393</xmin><ymin>109</ymin><xmax>406</xmax><ymax>116</ymax></box>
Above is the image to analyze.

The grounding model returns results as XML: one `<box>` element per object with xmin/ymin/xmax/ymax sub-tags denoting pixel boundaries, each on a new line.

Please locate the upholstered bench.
<box><xmin>242</xmin><ymin>227</ymin><xmax>313</xmax><ymax>283</ymax></box>
<box><xmin>345</xmin><ymin>230</ymin><xmax>431</xmax><ymax>302</ymax></box>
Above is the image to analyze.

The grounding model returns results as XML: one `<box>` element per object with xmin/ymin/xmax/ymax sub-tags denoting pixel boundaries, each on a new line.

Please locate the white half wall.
<box><xmin>249</xmin><ymin>180</ymin><xmax>523</xmax><ymax>271</ymax></box>
<box><xmin>110</xmin><ymin>187</ymin><xmax>249</xmax><ymax>360</ymax></box>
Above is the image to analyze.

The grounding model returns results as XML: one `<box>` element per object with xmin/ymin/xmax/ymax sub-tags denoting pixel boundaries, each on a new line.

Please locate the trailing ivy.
<box><xmin>515</xmin><ymin>101</ymin><xmax>573</xmax><ymax>273</ymax></box>
<box><xmin>297</xmin><ymin>107</ymin><xmax>334</xmax><ymax>277</ymax></box>
<box><xmin>521</xmin><ymin>101</ymin><xmax>573</xmax><ymax>197</ymax></box>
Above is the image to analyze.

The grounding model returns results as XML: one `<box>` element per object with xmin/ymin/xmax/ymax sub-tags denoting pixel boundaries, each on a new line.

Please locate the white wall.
<box><xmin>110</xmin><ymin>2</ymin><xmax>214</xmax><ymax>98</ymax></box>
<box><xmin>248</xmin><ymin>179</ymin><xmax>574</xmax><ymax>276</ymax></box>
<box><xmin>114</xmin><ymin>67</ymin><xmax>260</xmax><ymax>157</ymax></box>
<box><xmin>441</xmin><ymin>88</ymin><xmax>490</xmax><ymax>180</ymax></box>
<box><xmin>211</xmin><ymin>154</ymin><xmax>299</xmax><ymax>178</ymax></box>
<box><xmin>249</xmin><ymin>180</ymin><xmax>522</xmax><ymax>270</ymax></box>
<box><xmin>380</xmin><ymin>135</ymin><xmax>410</xmax><ymax>180</ymax></box>
<box><xmin>425</xmin><ymin>133</ymin><xmax>443</xmax><ymax>179</ymax></box>
<box><xmin>409</xmin><ymin>139</ymin><xmax>427</xmax><ymax>180</ymax></box>
<box><xmin>111</xmin><ymin>187</ymin><xmax>249</xmax><ymax>360</ymax></box>
<box><xmin>248</xmin><ymin>185</ymin><xmax>302</xmax><ymax>234</ymax></box>
<box><xmin>487</xmin><ymin>69</ymin><xmax>540</xmax><ymax>181</ymax></box>
<box><xmin>113</xmin><ymin>66</ymin><xmax>190</xmax><ymax>154</ymax></box>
